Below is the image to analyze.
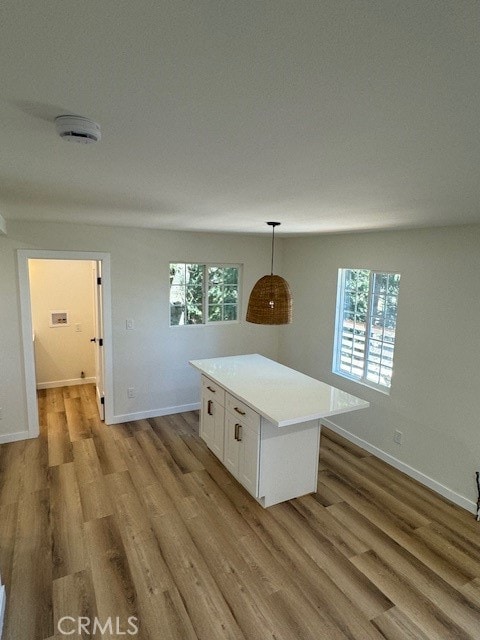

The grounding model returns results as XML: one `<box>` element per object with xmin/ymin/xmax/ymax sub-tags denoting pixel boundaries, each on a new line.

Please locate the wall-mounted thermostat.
<box><xmin>50</xmin><ymin>310</ymin><xmax>69</xmax><ymax>327</ymax></box>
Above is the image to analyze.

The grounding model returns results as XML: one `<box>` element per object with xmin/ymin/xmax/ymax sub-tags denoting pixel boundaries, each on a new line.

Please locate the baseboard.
<box><xmin>0</xmin><ymin>430</ymin><xmax>33</xmax><ymax>445</ymax></box>
<box><xmin>322</xmin><ymin>418</ymin><xmax>476</xmax><ymax>515</ymax></box>
<box><xmin>36</xmin><ymin>377</ymin><xmax>96</xmax><ymax>390</ymax></box>
<box><xmin>110</xmin><ymin>402</ymin><xmax>201</xmax><ymax>425</ymax></box>
<box><xmin>0</xmin><ymin>583</ymin><xmax>6</xmax><ymax>640</ymax></box>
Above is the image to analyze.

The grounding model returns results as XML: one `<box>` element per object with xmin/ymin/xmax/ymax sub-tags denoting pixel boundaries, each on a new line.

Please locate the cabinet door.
<box><xmin>237</xmin><ymin>422</ymin><xmax>260</xmax><ymax>496</ymax></box>
<box><xmin>224</xmin><ymin>413</ymin><xmax>240</xmax><ymax>477</ymax></box>
<box><xmin>224</xmin><ymin>413</ymin><xmax>260</xmax><ymax>497</ymax></box>
<box><xmin>201</xmin><ymin>396</ymin><xmax>224</xmax><ymax>460</ymax></box>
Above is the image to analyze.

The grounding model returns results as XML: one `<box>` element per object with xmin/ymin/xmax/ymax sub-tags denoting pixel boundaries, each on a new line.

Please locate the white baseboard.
<box><xmin>0</xmin><ymin>583</ymin><xmax>6</xmax><ymax>640</ymax></box>
<box><xmin>322</xmin><ymin>418</ymin><xmax>476</xmax><ymax>515</ymax></box>
<box><xmin>0</xmin><ymin>430</ymin><xmax>33</xmax><ymax>445</ymax></box>
<box><xmin>110</xmin><ymin>402</ymin><xmax>201</xmax><ymax>425</ymax></box>
<box><xmin>36</xmin><ymin>377</ymin><xmax>96</xmax><ymax>390</ymax></box>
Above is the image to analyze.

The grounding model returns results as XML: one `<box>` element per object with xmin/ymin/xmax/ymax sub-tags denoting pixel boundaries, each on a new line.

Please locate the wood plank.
<box><xmin>78</xmin><ymin>383</ymin><xmax>100</xmax><ymax>420</ymax></box>
<box><xmin>64</xmin><ymin>397</ymin><xmax>93</xmax><ymax>442</ymax></box>
<box><xmin>4</xmin><ymin>489</ymin><xmax>53</xmax><ymax>640</ymax></box>
<box><xmin>142</xmin><ymin>482</ymin><xmax>246</xmax><ymax>640</ymax></box>
<box><xmin>312</xmin><ymin>477</ymin><xmax>344</xmax><ymax>506</ymax></box>
<box><xmin>364</xmin><ymin>454</ymin><xmax>478</xmax><ymax>532</ymax></box>
<box><xmin>0</xmin><ymin>441</ymin><xmax>26</xmax><ymax>505</ymax></box>
<box><xmin>327</xmin><ymin>437</ymin><xmax>479</xmax><ymax>540</ymax></box>
<box><xmin>372</xmin><ymin>606</ymin><xmax>434</xmax><ymax>640</ymax></box>
<box><xmin>178</xmin><ymin>496</ymin><xmax>331</xmax><ymax>640</ymax></box>
<box><xmin>321</xmin><ymin>426</ymin><xmax>373</xmax><ymax>458</ymax></box>
<box><xmin>352</xmin><ymin>550</ymin><xmax>472</xmax><ymax>639</ymax></box>
<box><xmin>293</xmin><ymin>494</ymin><xmax>369</xmax><ymax>558</ymax></box>
<box><xmin>46</xmin><ymin>387</ymin><xmax>66</xmax><ymax>413</ymax></box>
<box><xmin>220</xmin><ymin>479</ymin><xmax>388</xmax><ymax>639</ymax></box>
<box><xmin>23</xmin><ymin>435</ymin><xmax>49</xmax><ymax>493</ymax></box>
<box><xmin>52</xmin><ymin>570</ymin><xmax>98</xmax><ymax>638</ymax></box>
<box><xmin>108</xmin><ymin>481</ymin><xmax>198</xmax><ymax>640</ymax></box>
<box><xmin>0</xmin><ymin>503</ymin><xmax>18</xmax><ymax>588</ymax></box>
<box><xmin>50</xmin><ymin>462</ymin><xmax>86</xmax><ymax>579</ymax></box>
<box><xmin>134</xmin><ymin>429</ymin><xmax>193</xmax><ymax>505</ymax></box>
<box><xmin>72</xmin><ymin>438</ymin><xmax>104</xmax><ymax>486</ymax></box>
<box><xmin>84</xmin><ymin>515</ymin><xmax>146</xmax><ymax>640</ymax></box>
<box><xmin>413</xmin><ymin>521</ymin><xmax>480</xmax><ymax>581</ymax></box>
<box><xmin>460</xmin><ymin>578</ymin><xmax>480</xmax><ymax>606</ymax></box>
<box><xmin>78</xmin><ymin>479</ymin><xmax>113</xmax><ymax>522</ymax></box>
<box><xmin>90</xmin><ymin>419</ymin><xmax>127</xmax><ymax>475</ymax></box>
<box><xmin>321</xmin><ymin>446</ymin><xmax>431</xmax><ymax>529</ymax></box>
<box><xmin>115</xmin><ymin>436</ymin><xmax>159</xmax><ymax>491</ymax></box>
<box><xmin>270</xmin><ymin>500</ymin><xmax>394</xmax><ymax>620</ymax></box>
<box><xmin>327</xmin><ymin>497</ymin><xmax>473</xmax><ymax>589</ymax></box>
<box><xmin>47</xmin><ymin>411</ymin><xmax>73</xmax><ymax>467</ymax></box>
<box><xmin>150</xmin><ymin>416</ymin><xmax>204</xmax><ymax>474</ymax></box>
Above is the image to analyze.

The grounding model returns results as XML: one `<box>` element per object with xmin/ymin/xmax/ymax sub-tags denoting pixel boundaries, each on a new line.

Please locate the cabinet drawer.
<box><xmin>226</xmin><ymin>393</ymin><xmax>260</xmax><ymax>432</ymax></box>
<box><xmin>201</xmin><ymin>376</ymin><xmax>225</xmax><ymax>406</ymax></box>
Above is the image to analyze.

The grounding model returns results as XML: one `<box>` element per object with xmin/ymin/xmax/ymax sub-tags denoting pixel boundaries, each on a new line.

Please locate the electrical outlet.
<box><xmin>394</xmin><ymin>429</ymin><xmax>403</xmax><ymax>445</ymax></box>
<box><xmin>75</xmin><ymin>323</ymin><xmax>82</xmax><ymax>332</ymax></box>
<box><xmin>126</xmin><ymin>319</ymin><xmax>134</xmax><ymax>330</ymax></box>
<box><xmin>127</xmin><ymin>387</ymin><xmax>135</xmax><ymax>398</ymax></box>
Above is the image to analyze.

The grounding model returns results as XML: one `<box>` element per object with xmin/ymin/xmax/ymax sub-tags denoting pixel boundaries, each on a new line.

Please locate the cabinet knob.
<box><xmin>207</xmin><ymin>386</ymin><xmax>216</xmax><ymax>393</ymax></box>
<box><xmin>207</xmin><ymin>400</ymin><xmax>213</xmax><ymax>416</ymax></box>
<box><xmin>234</xmin><ymin>407</ymin><xmax>246</xmax><ymax>416</ymax></box>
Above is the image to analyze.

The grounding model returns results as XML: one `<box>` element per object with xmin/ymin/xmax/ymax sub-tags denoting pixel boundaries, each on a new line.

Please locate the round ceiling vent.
<box><xmin>55</xmin><ymin>115</ymin><xmax>101</xmax><ymax>144</ymax></box>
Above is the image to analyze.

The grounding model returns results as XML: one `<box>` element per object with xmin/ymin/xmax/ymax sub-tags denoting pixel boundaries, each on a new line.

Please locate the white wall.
<box><xmin>0</xmin><ymin>220</ymin><xmax>281</xmax><ymax>439</ymax></box>
<box><xmin>29</xmin><ymin>259</ymin><xmax>96</xmax><ymax>387</ymax></box>
<box><xmin>279</xmin><ymin>225</ymin><xmax>480</xmax><ymax>511</ymax></box>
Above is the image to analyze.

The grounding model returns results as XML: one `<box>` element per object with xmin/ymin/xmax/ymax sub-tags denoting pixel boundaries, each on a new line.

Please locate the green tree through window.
<box><xmin>170</xmin><ymin>263</ymin><xmax>240</xmax><ymax>325</ymax></box>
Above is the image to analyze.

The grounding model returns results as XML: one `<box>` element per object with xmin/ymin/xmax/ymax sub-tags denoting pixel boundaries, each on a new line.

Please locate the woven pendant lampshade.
<box><xmin>246</xmin><ymin>222</ymin><xmax>292</xmax><ymax>324</ymax></box>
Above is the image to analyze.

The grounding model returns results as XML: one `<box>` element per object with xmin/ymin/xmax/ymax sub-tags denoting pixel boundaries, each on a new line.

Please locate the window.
<box><xmin>169</xmin><ymin>263</ymin><xmax>240</xmax><ymax>326</ymax></box>
<box><xmin>333</xmin><ymin>269</ymin><xmax>401</xmax><ymax>390</ymax></box>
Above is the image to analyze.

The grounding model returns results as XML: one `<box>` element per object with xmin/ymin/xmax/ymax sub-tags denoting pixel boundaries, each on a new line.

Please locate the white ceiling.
<box><xmin>1</xmin><ymin>1</ymin><xmax>479</xmax><ymax>236</ymax></box>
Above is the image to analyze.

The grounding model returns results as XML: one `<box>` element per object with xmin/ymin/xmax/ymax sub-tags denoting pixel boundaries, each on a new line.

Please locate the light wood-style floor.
<box><xmin>1</xmin><ymin>384</ymin><xmax>480</xmax><ymax>639</ymax></box>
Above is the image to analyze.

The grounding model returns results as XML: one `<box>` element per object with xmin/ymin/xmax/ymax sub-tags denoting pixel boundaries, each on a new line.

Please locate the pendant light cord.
<box><xmin>271</xmin><ymin>224</ymin><xmax>275</xmax><ymax>275</ymax></box>
<box><xmin>268</xmin><ymin>221</ymin><xmax>280</xmax><ymax>275</ymax></box>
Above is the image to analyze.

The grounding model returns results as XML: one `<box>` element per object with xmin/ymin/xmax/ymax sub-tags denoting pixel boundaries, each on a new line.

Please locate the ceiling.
<box><xmin>1</xmin><ymin>1</ymin><xmax>479</xmax><ymax>236</ymax></box>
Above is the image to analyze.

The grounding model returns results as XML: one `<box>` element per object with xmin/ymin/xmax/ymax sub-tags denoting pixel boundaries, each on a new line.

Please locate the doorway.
<box><xmin>17</xmin><ymin>250</ymin><xmax>113</xmax><ymax>438</ymax></box>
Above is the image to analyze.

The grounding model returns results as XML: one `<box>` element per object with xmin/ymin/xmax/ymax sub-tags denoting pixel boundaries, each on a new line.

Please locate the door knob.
<box><xmin>90</xmin><ymin>337</ymin><xmax>97</xmax><ymax>343</ymax></box>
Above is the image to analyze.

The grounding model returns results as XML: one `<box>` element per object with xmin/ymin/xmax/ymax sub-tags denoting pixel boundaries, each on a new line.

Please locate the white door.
<box><xmin>93</xmin><ymin>261</ymin><xmax>105</xmax><ymax>420</ymax></box>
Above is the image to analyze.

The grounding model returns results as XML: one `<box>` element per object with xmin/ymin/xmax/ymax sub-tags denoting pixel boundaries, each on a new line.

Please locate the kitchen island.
<box><xmin>190</xmin><ymin>354</ymin><xmax>369</xmax><ymax>507</ymax></box>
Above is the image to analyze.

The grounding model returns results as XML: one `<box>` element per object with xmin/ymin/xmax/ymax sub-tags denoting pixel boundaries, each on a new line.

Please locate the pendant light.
<box><xmin>246</xmin><ymin>222</ymin><xmax>292</xmax><ymax>324</ymax></box>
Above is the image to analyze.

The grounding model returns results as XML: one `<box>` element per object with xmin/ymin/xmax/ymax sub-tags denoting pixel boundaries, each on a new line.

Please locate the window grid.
<box><xmin>169</xmin><ymin>263</ymin><xmax>240</xmax><ymax>326</ymax></box>
<box><xmin>334</xmin><ymin>269</ymin><xmax>400</xmax><ymax>391</ymax></box>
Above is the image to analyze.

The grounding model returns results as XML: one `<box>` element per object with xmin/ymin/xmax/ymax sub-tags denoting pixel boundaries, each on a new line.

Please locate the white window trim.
<box><xmin>332</xmin><ymin>268</ymin><xmax>399</xmax><ymax>394</ymax></box>
<box><xmin>169</xmin><ymin>262</ymin><xmax>242</xmax><ymax>327</ymax></box>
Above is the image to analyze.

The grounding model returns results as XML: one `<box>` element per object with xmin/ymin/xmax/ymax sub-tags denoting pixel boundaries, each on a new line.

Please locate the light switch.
<box><xmin>75</xmin><ymin>323</ymin><xmax>82</xmax><ymax>332</ymax></box>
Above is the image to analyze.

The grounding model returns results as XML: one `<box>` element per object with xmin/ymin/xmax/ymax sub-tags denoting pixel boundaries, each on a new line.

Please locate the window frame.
<box><xmin>169</xmin><ymin>262</ymin><xmax>241</xmax><ymax>327</ymax></box>
<box><xmin>332</xmin><ymin>268</ymin><xmax>400</xmax><ymax>393</ymax></box>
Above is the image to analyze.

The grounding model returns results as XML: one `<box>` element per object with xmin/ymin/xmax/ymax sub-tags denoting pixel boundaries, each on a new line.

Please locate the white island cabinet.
<box><xmin>190</xmin><ymin>354</ymin><xmax>369</xmax><ymax>507</ymax></box>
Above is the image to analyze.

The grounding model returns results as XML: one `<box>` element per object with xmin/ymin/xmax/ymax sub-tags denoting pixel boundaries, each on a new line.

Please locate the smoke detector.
<box><xmin>55</xmin><ymin>115</ymin><xmax>101</xmax><ymax>144</ymax></box>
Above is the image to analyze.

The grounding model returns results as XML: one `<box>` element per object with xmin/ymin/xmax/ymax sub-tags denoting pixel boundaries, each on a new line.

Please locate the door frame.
<box><xmin>17</xmin><ymin>249</ymin><xmax>114</xmax><ymax>437</ymax></box>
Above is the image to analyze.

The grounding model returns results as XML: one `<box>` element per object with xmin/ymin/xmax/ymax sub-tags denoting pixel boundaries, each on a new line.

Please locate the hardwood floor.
<box><xmin>1</xmin><ymin>384</ymin><xmax>480</xmax><ymax>639</ymax></box>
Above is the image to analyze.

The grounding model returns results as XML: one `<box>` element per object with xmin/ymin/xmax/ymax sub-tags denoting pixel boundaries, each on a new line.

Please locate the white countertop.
<box><xmin>190</xmin><ymin>354</ymin><xmax>369</xmax><ymax>427</ymax></box>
